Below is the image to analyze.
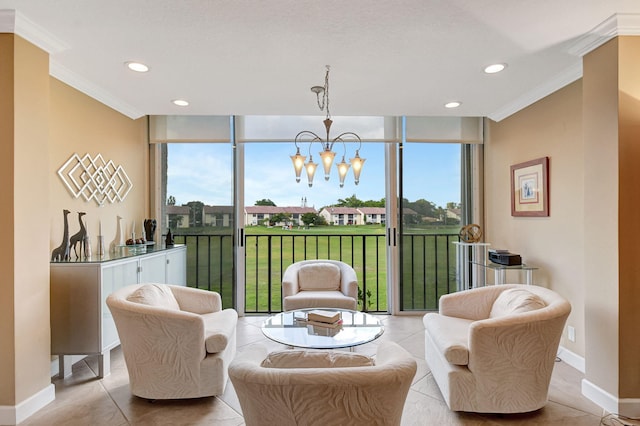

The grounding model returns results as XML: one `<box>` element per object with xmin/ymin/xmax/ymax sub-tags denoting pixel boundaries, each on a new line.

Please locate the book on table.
<box><xmin>307</xmin><ymin>309</ymin><xmax>341</xmax><ymax>324</ymax></box>
<box><xmin>305</xmin><ymin>318</ymin><xmax>344</xmax><ymax>329</ymax></box>
<box><xmin>308</xmin><ymin>324</ymin><xmax>341</xmax><ymax>336</ymax></box>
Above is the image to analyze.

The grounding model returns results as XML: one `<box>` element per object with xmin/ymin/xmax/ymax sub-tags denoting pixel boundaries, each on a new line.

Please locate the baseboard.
<box><xmin>557</xmin><ymin>345</ymin><xmax>585</xmax><ymax>373</ymax></box>
<box><xmin>0</xmin><ymin>384</ymin><xmax>55</xmax><ymax>425</ymax></box>
<box><xmin>582</xmin><ymin>379</ymin><xmax>640</xmax><ymax>419</ymax></box>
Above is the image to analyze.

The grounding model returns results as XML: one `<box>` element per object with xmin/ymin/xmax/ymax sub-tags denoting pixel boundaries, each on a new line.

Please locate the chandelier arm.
<box><xmin>332</xmin><ymin>132</ymin><xmax>362</xmax><ymax>150</ymax></box>
<box><xmin>295</xmin><ymin>131</ymin><xmax>322</xmax><ymax>142</ymax></box>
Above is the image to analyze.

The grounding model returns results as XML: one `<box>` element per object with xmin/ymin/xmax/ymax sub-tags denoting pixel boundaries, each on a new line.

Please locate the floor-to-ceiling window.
<box><xmin>152</xmin><ymin>115</ymin><xmax>481</xmax><ymax>313</ymax></box>
<box><xmin>150</xmin><ymin>116</ymin><xmax>236</xmax><ymax>309</ymax></box>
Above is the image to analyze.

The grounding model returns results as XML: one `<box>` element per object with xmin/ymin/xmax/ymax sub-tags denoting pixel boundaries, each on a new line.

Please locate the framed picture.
<box><xmin>510</xmin><ymin>157</ymin><xmax>549</xmax><ymax>217</ymax></box>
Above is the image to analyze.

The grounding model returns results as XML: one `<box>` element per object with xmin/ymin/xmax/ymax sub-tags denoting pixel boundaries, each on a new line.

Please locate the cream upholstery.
<box><xmin>106</xmin><ymin>283</ymin><xmax>237</xmax><ymax>399</ymax></box>
<box><xmin>229</xmin><ymin>342</ymin><xmax>417</xmax><ymax>426</ymax></box>
<box><xmin>282</xmin><ymin>259</ymin><xmax>358</xmax><ymax>311</ymax></box>
<box><xmin>423</xmin><ymin>284</ymin><xmax>571</xmax><ymax>413</ymax></box>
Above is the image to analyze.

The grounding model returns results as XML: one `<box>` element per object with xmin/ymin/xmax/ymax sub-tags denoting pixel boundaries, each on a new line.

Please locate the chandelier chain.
<box><xmin>316</xmin><ymin>65</ymin><xmax>331</xmax><ymax>119</ymax></box>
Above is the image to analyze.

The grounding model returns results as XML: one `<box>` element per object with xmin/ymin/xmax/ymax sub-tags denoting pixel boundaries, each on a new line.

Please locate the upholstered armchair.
<box><xmin>229</xmin><ymin>341</ymin><xmax>417</xmax><ymax>426</ymax></box>
<box><xmin>282</xmin><ymin>259</ymin><xmax>358</xmax><ymax>311</ymax></box>
<box><xmin>423</xmin><ymin>284</ymin><xmax>571</xmax><ymax>413</ymax></box>
<box><xmin>106</xmin><ymin>283</ymin><xmax>237</xmax><ymax>399</ymax></box>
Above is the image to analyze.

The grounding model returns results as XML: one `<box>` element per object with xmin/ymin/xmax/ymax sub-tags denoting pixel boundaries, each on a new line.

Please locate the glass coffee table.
<box><xmin>261</xmin><ymin>308</ymin><xmax>384</xmax><ymax>350</ymax></box>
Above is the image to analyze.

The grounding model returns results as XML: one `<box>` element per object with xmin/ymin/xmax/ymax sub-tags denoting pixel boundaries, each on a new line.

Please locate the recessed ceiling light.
<box><xmin>444</xmin><ymin>101</ymin><xmax>461</xmax><ymax>109</ymax></box>
<box><xmin>172</xmin><ymin>99</ymin><xmax>189</xmax><ymax>107</ymax></box>
<box><xmin>125</xmin><ymin>61</ymin><xmax>149</xmax><ymax>73</ymax></box>
<box><xmin>484</xmin><ymin>63</ymin><xmax>507</xmax><ymax>74</ymax></box>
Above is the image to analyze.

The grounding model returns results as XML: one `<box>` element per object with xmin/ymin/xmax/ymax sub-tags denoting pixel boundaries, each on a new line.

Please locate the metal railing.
<box><xmin>173</xmin><ymin>231</ymin><xmax>459</xmax><ymax>314</ymax></box>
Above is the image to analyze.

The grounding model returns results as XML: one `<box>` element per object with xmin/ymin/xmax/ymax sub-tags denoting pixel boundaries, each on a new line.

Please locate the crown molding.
<box><xmin>569</xmin><ymin>13</ymin><xmax>640</xmax><ymax>57</ymax></box>
<box><xmin>2</xmin><ymin>8</ymin><xmax>141</xmax><ymax>119</ymax></box>
<box><xmin>0</xmin><ymin>9</ymin><xmax>68</xmax><ymax>54</ymax></box>
<box><xmin>488</xmin><ymin>61</ymin><xmax>583</xmax><ymax>122</ymax></box>
<box><xmin>491</xmin><ymin>13</ymin><xmax>640</xmax><ymax>122</ymax></box>
<box><xmin>50</xmin><ymin>61</ymin><xmax>145</xmax><ymax>119</ymax></box>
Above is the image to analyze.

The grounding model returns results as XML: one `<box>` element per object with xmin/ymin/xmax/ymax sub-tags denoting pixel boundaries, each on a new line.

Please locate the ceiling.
<box><xmin>1</xmin><ymin>1</ymin><xmax>640</xmax><ymax>121</ymax></box>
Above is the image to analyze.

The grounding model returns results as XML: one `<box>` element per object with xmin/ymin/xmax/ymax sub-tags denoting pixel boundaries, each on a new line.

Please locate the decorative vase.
<box><xmin>109</xmin><ymin>215</ymin><xmax>123</xmax><ymax>253</ymax></box>
<box><xmin>144</xmin><ymin>219</ymin><xmax>157</xmax><ymax>242</ymax></box>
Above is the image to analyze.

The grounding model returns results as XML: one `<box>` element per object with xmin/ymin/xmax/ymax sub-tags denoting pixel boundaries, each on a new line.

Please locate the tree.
<box><xmin>301</xmin><ymin>212</ymin><xmax>319</xmax><ymax>226</ymax></box>
<box><xmin>268</xmin><ymin>213</ymin><xmax>290</xmax><ymax>226</ymax></box>
<box><xmin>255</xmin><ymin>199</ymin><xmax>276</xmax><ymax>206</ymax></box>
<box><xmin>167</xmin><ymin>195</ymin><xmax>176</xmax><ymax>206</ymax></box>
<box><xmin>406</xmin><ymin>198</ymin><xmax>438</xmax><ymax>218</ymax></box>
<box><xmin>446</xmin><ymin>202</ymin><xmax>460</xmax><ymax>210</ymax></box>
<box><xmin>335</xmin><ymin>195</ymin><xmax>363</xmax><ymax>207</ymax></box>
<box><xmin>185</xmin><ymin>201</ymin><xmax>204</xmax><ymax>227</ymax></box>
<box><xmin>168</xmin><ymin>214</ymin><xmax>183</xmax><ymax>229</ymax></box>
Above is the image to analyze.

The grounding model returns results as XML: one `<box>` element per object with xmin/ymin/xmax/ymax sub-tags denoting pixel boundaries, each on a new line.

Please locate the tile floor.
<box><xmin>20</xmin><ymin>315</ymin><xmax>626</xmax><ymax>425</ymax></box>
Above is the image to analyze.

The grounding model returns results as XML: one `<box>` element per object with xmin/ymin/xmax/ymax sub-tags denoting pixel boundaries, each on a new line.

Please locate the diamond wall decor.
<box><xmin>57</xmin><ymin>153</ymin><xmax>133</xmax><ymax>206</ymax></box>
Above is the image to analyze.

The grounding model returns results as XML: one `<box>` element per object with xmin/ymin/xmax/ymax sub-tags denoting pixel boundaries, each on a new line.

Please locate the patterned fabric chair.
<box><xmin>423</xmin><ymin>284</ymin><xmax>571</xmax><ymax>413</ymax></box>
<box><xmin>229</xmin><ymin>341</ymin><xmax>417</xmax><ymax>426</ymax></box>
<box><xmin>282</xmin><ymin>259</ymin><xmax>358</xmax><ymax>311</ymax></box>
<box><xmin>106</xmin><ymin>283</ymin><xmax>237</xmax><ymax>399</ymax></box>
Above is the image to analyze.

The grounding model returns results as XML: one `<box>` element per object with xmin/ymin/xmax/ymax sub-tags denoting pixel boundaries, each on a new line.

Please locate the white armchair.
<box><xmin>106</xmin><ymin>283</ymin><xmax>237</xmax><ymax>399</ymax></box>
<box><xmin>229</xmin><ymin>341</ymin><xmax>417</xmax><ymax>426</ymax></box>
<box><xmin>282</xmin><ymin>259</ymin><xmax>358</xmax><ymax>311</ymax></box>
<box><xmin>423</xmin><ymin>284</ymin><xmax>571</xmax><ymax>413</ymax></box>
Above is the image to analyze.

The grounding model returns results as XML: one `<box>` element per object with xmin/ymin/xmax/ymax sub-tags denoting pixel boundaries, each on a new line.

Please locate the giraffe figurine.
<box><xmin>69</xmin><ymin>212</ymin><xmax>87</xmax><ymax>259</ymax></box>
<box><xmin>51</xmin><ymin>209</ymin><xmax>71</xmax><ymax>262</ymax></box>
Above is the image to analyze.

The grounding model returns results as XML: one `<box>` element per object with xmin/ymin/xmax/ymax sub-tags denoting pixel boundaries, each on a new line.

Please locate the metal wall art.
<box><xmin>57</xmin><ymin>153</ymin><xmax>133</xmax><ymax>205</ymax></box>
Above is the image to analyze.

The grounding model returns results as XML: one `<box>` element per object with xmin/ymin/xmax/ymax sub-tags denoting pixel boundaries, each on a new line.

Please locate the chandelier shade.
<box><xmin>336</xmin><ymin>155</ymin><xmax>350</xmax><ymax>188</ymax></box>
<box><xmin>291</xmin><ymin>65</ymin><xmax>365</xmax><ymax>187</ymax></box>
<box><xmin>290</xmin><ymin>145</ymin><xmax>306</xmax><ymax>183</ymax></box>
<box><xmin>305</xmin><ymin>156</ymin><xmax>317</xmax><ymax>187</ymax></box>
<box><xmin>350</xmin><ymin>151</ymin><xmax>366</xmax><ymax>185</ymax></box>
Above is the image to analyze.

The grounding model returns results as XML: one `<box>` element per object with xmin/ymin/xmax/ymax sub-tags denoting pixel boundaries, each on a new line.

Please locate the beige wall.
<box><xmin>0</xmin><ymin>34</ymin><xmax>51</xmax><ymax>405</ymax></box>
<box><xmin>49</xmin><ymin>79</ymin><xmax>148</xmax><ymax>253</ymax></box>
<box><xmin>1</xmin><ymin>33</ymin><xmax>148</xmax><ymax>410</ymax></box>
<box><xmin>582</xmin><ymin>38</ymin><xmax>621</xmax><ymax>398</ymax></box>
<box><xmin>484</xmin><ymin>80</ymin><xmax>585</xmax><ymax>356</ymax></box>
<box><xmin>487</xmin><ymin>35</ymin><xmax>640</xmax><ymax>404</ymax></box>
<box><xmin>0</xmin><ymin>32</ymin><xmax>16</xmax><ymax>407</ymax></box>
<box><xmin>583</xmin><ymin>36</ymin><xmax>640</xmax><ymax>398</ymax></box>
<box><xmin>617</xmin><ymin>37</ymin><xmax>640</xmax><ymax>397</ymax></box>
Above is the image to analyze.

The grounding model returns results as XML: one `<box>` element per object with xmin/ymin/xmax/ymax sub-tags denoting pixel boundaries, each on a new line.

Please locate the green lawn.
<box><xmin>176</xmin><ymin>224</ymin><xmax>461</xmax><ymax>313</ymax></box>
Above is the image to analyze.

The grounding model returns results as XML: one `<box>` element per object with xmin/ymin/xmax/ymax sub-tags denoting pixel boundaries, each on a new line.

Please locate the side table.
<box><xmin>473</xmin><ymin>262</ymin><xmax>538</xmax><ymax>285</ymax></box>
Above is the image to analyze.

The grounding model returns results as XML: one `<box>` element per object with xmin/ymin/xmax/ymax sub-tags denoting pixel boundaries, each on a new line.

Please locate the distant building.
<box><xmin>166</xmin><ymin>205</ymin><xmax>190</xmax><ymax>229</ymax></box>
<box><xmin>358</xmin><ymin>207</ymin><xmax>386</xmax><ymax>225</ymax></box>
<box><xmin>244</xmin><ymin>206</ymin><xmax>317</xmax><ymax>226</ymax></box>
<box><xmin>203</xmin><ymin>205</ymin><xmax>233</xmax><ymax>227</ymax></box>
<box><xmin>319</xmin><ymin>207</ymin><xmax>361</xmax><ymax>225</ymax></box>
<box><xmin>446</xmin><ymin>208</ymin><xmax>461</xmax><ymax>222</ymax></box>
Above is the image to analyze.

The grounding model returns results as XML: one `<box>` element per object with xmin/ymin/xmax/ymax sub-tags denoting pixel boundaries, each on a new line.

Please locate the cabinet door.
<box><xmin>166</xmin><ymin>247</ymin><xmax>187</xmax><ymax>286</ymax></box>
<box><xmin>139</xmin><ymin>253</ymin><xmax>167</xmax><ymax>283</ymax></box>
<box><xmin>102</xmin><ymin>260</ymin><xmax>139</xmax><ymax>350</ymax></box>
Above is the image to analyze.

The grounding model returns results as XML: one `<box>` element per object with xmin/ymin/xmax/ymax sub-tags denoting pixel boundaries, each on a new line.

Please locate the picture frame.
<box><xmin>510</xmin><ymin>157</ymin><xmax>549</xmax><ymax>217</ymax></box>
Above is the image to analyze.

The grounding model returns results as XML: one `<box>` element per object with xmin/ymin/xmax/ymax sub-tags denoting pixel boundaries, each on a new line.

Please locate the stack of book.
<box><xmin>304</xmin><ymin>309</ymin><xmax>343</xmax><ymax>329</ymax></box>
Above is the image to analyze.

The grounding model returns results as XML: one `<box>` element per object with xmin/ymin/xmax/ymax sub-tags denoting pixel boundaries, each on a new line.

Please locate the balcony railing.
<box><xmin>173</xmin><ymin>231</ymin><xmax>459</xmax><ymax>314</ymax></box>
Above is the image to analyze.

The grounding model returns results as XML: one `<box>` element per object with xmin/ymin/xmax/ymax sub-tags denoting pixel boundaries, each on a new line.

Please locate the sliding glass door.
<box><xmin>398</xmin><ymin>142</ymin><xmax>463</xmax><ymax>311</ymax></box>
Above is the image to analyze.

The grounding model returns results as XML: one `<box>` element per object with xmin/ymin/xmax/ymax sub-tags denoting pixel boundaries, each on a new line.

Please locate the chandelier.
<box><xmin>291</xmin><ymin>65</ymin><xmax>365</xmax><ymax>188</ymax></box>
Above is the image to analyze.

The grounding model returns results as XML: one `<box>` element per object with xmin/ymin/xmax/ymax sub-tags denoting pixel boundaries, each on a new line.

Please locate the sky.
<box><xmin>167</xmin><ymin>141</ymin><xmax>460</xmax><ymax>210</ymax></box>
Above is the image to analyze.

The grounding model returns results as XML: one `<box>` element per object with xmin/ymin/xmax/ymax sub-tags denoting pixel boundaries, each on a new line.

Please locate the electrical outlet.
<box><xmin>567</xmin><ymin>326</ymin><xmax>575</xmax><ymax>342</ymax></box>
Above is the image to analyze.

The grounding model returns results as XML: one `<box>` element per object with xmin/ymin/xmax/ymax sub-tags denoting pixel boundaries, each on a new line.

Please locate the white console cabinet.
<box><xmin>50</xmin><ymin>244</ymin><xmax>186</xmax><ymax>378</ymax></box>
